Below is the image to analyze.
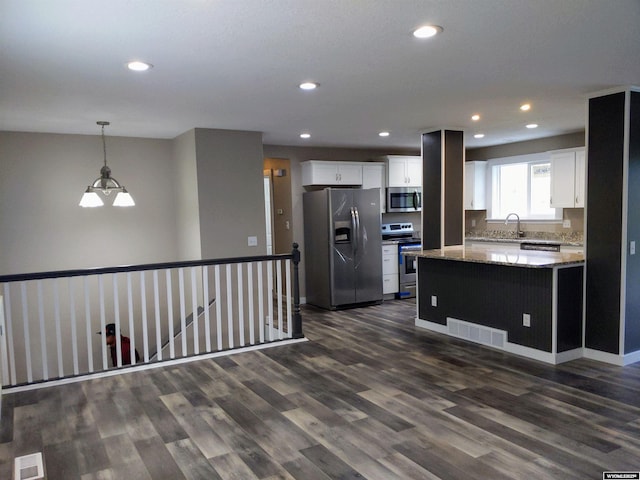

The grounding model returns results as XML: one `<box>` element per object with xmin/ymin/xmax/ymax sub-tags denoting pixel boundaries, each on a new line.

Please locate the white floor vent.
<box><xmin>448</xmin><ymin>318</ymin><xmax>506</xmax><ymax>350</ymax></box>
<box><xmin>14</xmin><ymin>452</ymin><xmax>44</xmax><ymax>480</ymax></box>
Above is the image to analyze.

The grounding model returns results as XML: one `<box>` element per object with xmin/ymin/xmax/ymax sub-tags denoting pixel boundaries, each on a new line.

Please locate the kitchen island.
<box><xmin>410</xmin><ymin>244</ymin><xmax>585</xmax><ymax>364</ymax></box>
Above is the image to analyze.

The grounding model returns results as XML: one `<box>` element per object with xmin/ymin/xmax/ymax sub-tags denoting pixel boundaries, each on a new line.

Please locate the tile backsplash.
<box><xmin>465</xmin><ymin>208</ymin><xmax>584</xmax><ymax>244</ymax></box>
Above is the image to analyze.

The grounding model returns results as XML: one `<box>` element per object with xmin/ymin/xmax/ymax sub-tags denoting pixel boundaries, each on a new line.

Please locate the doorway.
<box><xmin>263</xmin><ymin>158</ymin><xmax>293</xmax><ymax>254</ymax></box>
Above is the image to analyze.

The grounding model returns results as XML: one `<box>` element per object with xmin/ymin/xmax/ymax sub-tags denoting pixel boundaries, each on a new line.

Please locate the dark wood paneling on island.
<box><xmin>418</xmin><ymin>258</ymin><xmax>555</xmax><ymax>351</ymax></box>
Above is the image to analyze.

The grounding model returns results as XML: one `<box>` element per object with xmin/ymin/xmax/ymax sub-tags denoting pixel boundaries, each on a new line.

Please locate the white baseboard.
<box><xmin>583</xmin><ymin>348</ymin><xmax>640</xmax><ymax>366</ymax></box>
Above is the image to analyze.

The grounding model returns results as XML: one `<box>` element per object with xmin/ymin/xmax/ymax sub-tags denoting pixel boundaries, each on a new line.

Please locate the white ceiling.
<box><xmin>1</xmin><ymin>0</ymin><xmax>639</xmax><ymax>150</ymax></box>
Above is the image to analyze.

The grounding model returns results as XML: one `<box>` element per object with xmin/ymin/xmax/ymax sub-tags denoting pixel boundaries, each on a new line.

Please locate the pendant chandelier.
<box><xmin>79</xmin><ymin>121</ymin><xmax>135</xmax><ymax>208</ymax></box>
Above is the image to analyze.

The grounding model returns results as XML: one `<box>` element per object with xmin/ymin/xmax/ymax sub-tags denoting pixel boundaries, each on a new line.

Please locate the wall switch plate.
<box><xmin>248</xmin><ymin>236</ymin><xmax>258</xmax><ymax>247</ymax></box>
<box><xmin>431</xmin><ymin>295</ymin><xmax>437</xmax><ymax>307</ymax></box>
<box><xmin>563</xmin><ymin>219</ymin><xmax>571</xmax><ymax>228</ymax></box>
<box><xmin>523</xmin><ymin>313</ymin><xmax>531</xmax><ymax>327</ymax></box>
<box><xmin>631</xmin><ymin>241</ymin><xmax>636</xmax><ymax>255</ymax></box>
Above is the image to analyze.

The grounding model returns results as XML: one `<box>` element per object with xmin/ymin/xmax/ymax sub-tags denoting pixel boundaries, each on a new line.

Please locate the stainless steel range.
<box><xmin>381</xmin><ymin>223</ymin><xmax>421</xmax><ymax>299</ymax></box>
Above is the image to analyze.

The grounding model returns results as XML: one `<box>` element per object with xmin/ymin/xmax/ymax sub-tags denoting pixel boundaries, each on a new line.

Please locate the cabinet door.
<box><xmin>386</xmin><ymin>158</ymin><xmax>407</xmax><ymax>187</ymax></box>
<box><xmin>464</xmin><ymin>161</ymin><xmax>486</xmax><ymax>210</ymax></box>
<box><xmin>574</xmin><ymin>150</ymin><xmax>585</xmax><ymax>207</ymax></box>
<box><xmin>337</xmin><ymin>163</ymin><xmax>363</xmax><ymax>185</ymax></box>
<box><xmin>550</xmin><ymin>152</ymin><xmax>576</xmax><ymax>208</ymax></box>
<box><xmin>302</xmin><ymin>162</ymin><xmax>339</xmax><ymax>185</ymax></box>
<box><xmin>362</xmin><ymin>163</ymin><xmax>386</xmax><ymax>213</ymax></box>
<box><xmin>405</xmin><ymin>157</ymin><xmax>422</xmax><ymax>186</ymax></box>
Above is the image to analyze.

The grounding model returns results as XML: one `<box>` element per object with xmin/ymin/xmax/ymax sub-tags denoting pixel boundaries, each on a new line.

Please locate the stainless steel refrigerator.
<box><xmin>303</xmin><ymin>188</ymin><xmax>383</xmax><ymax>310</ymax></box>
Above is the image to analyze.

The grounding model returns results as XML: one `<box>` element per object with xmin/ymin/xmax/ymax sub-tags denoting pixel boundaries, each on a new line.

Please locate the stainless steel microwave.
<box><xmin>386</xmin><ymin>187</ymin><xmax>422</xmax><ymax>212</ymax></box>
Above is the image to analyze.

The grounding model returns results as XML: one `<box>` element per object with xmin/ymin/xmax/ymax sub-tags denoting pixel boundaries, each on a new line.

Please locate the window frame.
<box><xmin>485</xmin><ymin>152</ymin><xmax>562</xmax><ymax>223</ymax></box>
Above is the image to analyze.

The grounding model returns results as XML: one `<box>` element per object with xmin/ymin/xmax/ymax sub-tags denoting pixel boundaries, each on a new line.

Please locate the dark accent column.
<box><xmin>421</xmin><ymin>130</ymin><xmax>464</xmax><ymax>250</ymax></box>
<box><xmin>586</xmin><ymin>88</ymin><xmax>640</xmax><ymax>357</ymax></box>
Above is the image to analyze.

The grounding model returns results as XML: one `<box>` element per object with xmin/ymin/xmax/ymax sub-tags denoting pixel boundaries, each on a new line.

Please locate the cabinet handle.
<box><xmin>576</xmin><ymin>196</ymin><xmax>579</xmax><ymax>204</ymax></box>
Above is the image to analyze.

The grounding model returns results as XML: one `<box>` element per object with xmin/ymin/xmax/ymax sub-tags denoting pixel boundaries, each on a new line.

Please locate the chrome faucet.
<box><xmin>505</xmin><ymin>213</ymin><xmax>524</xmax><ymax>238</ymax></box>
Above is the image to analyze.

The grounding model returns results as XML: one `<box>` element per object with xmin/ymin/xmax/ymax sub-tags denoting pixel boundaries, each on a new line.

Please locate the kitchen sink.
<box><xmin>520</xmin><ymin>242</ymin><xmax>561</xmax><ymax>252</ymax></box>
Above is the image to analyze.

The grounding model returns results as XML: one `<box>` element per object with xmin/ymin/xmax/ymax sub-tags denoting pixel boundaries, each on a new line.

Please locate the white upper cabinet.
<box><xmin>464</xmin><ymin>161</ymin><xmax>486</xmax><ymax>210</ymax></box>
<box><xmin>362</xmin><ymin>162</ymin><xmax>386</xmax><ymax>213</ymax></box>
<box><xmin>385</xmin><ymin>156</ymin><xmax>422</xmax><ymax>187</ymax></box>
<box><xmin>550</xmin><ymin>148</ymin><xmax>586</xmax><ymax>208</ymax></box>
<box><xmin>301</xmin><ymin>161</ymin><xmax>363</xmax><ymax>186</ymax></box>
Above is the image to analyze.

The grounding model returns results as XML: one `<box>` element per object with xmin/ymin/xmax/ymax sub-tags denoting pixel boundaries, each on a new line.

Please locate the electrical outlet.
<box><xmin>471</xmin><ymin>219</ymin><xmax>476</xmax><ymax>227</ymax></box>
<box><xmin>523</xmin><ymin>313</ymin><xmax>531</xmax><ymax>327</ymax></box>
<box><xmin>563</xmin><ymin>219</ymin><xmax>571</xmax><ymax>228</ymax></box>
<box><xmin>431</xmin><ymin>295</ymin><xmax>437</xmax><ymax>307</ymax></box>
<box><xmin>631</xmin><ymin>241</ymin><xmax>636</xmax><ymax>255</ymax></box>
<box><xmin>248</xmin><ymin>236</ymin><xmax>258</xmax><ymax>247</ymax></box>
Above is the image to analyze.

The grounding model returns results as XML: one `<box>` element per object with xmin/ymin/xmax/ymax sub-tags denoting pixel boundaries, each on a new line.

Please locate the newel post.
<box><xmin>291</xmin><ymin>243</ymin><xmax>303</xmax><ymax>338</ymax></box>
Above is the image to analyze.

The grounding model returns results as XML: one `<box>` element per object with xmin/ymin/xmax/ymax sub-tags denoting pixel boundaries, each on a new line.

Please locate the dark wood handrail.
<box><xmin>0</xmin><ymin>252</ymin><xmax>293</xmax><ymax>283</ymax></box>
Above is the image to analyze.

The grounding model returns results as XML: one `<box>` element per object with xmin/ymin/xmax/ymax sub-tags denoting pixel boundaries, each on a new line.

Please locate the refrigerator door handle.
<box><xmin>354</xmin><ymin>207</ymin><xmax>361</xmax><ymax>252</ymax></box>
<box><xmin>350</xmin><ymin>207</ymin><xmax>358</xmax><ymax>252</ymax></box>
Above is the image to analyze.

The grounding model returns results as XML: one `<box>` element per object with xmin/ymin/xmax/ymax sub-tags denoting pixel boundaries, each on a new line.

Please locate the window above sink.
<box><xmin>486</xmin><ymin>152</ymin><xmax>562</xmax><ymax>222</ymax></box>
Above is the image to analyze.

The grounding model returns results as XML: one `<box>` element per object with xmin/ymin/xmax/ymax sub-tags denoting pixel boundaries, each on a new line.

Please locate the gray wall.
<box><xmin>0</xmin><ymin>131</ymin><xmax>178</xmax><ymax>275</ymax></box>
<box><xmin>172</xmin><ymin>129</ymin><xmax>202</xmax><ymax>260</ymax></box>
<box><xmin>195</xmin><ymin>128</ymin><xmax>266</xmax><ymax>259</ymax></box>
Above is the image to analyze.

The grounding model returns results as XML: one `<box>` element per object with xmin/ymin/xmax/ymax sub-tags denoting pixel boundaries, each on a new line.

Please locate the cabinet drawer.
<box><xmin>382</xmin><ymin>255</ymin><xmax>399</xmax><ymax>275</ymax></box>
<box><xmin>382</xmin><ymin>245</ymin><xmax>398</xmax><ymax>256</ymax></box>
<box><xmin>383</xmin><ymin>274</ymin><xmax>399</xmax><ymax>294</ymax></box>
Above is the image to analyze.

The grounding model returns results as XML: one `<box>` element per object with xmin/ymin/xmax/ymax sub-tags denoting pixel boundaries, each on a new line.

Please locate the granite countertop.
<box><xmin>405</xmin><ymin>244</ymin><xmax>585</xmax><ymax>268</ymax></box>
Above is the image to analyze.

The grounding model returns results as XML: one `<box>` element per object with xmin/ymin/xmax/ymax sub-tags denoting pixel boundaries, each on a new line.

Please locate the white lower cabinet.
<box><xmin>382</xmin><ymin>244</ymin><xmax>399</xmax><ymax>294</ymax></box>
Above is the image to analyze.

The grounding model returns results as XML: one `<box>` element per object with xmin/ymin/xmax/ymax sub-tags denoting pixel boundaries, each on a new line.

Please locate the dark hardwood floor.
<box><xmin>2</xmin><ymin>299</ymin><xmax>640</xmax><ymax>479</ymax></box>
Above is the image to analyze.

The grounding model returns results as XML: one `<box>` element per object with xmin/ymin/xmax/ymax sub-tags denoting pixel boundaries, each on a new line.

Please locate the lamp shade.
<box><xmin>79</xmin><ymin>190</ymin><xmax>104</xmax><ymax>207</ymax></box>
<box><xmin>113</xmin><ymin>190</ymin><xmax>135</xmax><ymax>207</ymax></box>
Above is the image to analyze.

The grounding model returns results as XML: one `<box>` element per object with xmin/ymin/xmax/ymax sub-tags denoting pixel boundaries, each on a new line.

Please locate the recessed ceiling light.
<box><xmin>378</xmin><ymin>131</ymin><xmax>390</xmax><ymax>137</ymax></box>
<box><xmin>127</xmin><ymin>61</ymin><xmax>152</xmax><ymax>72</ymax></box>
<box><xmin>474</xmin><ymin>133</ymin><xmax>485</xmax><ymax>139</ymax></box>
<box><xmin>526</xmin><ymin>123</ymin><xmax>538</xmax><ymax>129</ymax></box>
<box><xmin>413</xmin><ymin>25</ymin><xmax>443</xmax><ymax>38</ymax></box>
<box><xmin>520</xmin><ymin>103</ymin><xmax>531</xmax><ymax>111</ymax></box>
<box><xmin>471</xmin><ymin>114</ymin><xmax>480</xmax><ymax>121</ymax></box>
<box><xmin>299</xmin><ymin>82</ymin><xmax>318</xmax><ymax>91</ymax></box>
<box><xmin>300</xmin><ymin>133</ymin><xmax>311</xmax><ymax>139</ymax></box>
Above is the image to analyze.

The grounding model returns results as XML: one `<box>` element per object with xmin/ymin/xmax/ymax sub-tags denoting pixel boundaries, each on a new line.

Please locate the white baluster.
<box><xmin>126</xmin><ymin>272</ymin><xmax>136</xmax><ymax>365</ymax></box>
<box><xmin>166</xmin><ymin>270</ymin><xmax>174</xmax><ymax>360</ymax></box>
<box><xmin>276</xmin><ymin>260</ymin><xmax>283</xmax><ymax>340</ymax></box>
<box><xmin>153</xmin><ymin>271</ymin><xmax>162</xmax><ymax>361</ymax></box>
<box><xmin>3</xmin><ymin>284</ymin><xmax>17</xmax><ymax>385</ymax></box>
<box><xmin>237</xmin><ymin>263</ymin><xmax>245</xmax><ymax>347</ymax></box>
<box><xmin>98</xmin><ymin>275</ymin><xmax>107</xmax><ymax>370</ymax></box>
<box><xmin>36</xmin><ymin>281</ymin><xmax>48</xmax><ymax>380</ymax></box>
<box><xmin>257</xmin><ymin>261</ymin><xmax>265</xmax><ymax>343</ymax></box>
<box><xmin>113</xmin><ymin>275</ymin><xmax>122</xmax><ymax>368</ymax></box>
<box><xmin>83</xmin><ymin>276</ymin><xmax>94</xmax><ymax>373</ymax></box>
<box><xmin>141</xmin><ymin>272</ymin><xmax>150</xmax><ymax>362</ymax></box>
<box><xmin>191</xmin><ymin>267</ymin><xmax>199</xmax><ymax>355</ymax></box>
<box><xmin>226</xmin><ymin>264</ymin><xmax>234</xmax><ymax>348</ymax></box>
<box><xmin>214</xmin><ymin>265</ymin><xmax>222</xmax><ymax>351</ymax></box>
<box><xmin>203</xmin><ymin>266</ymin><xmax>211</xmax><ymax>353</ymax></box>
<box><xmin>285</xmin><ymin>259</ymin><xmax>292</xmax><ymax>338</ymax></box>
<box><xmin>247</xmin><ymin>262</ymin><xmax>255</xmax><ymax>345</ymax></box>
<box><xmin>267</xmin><ymin>261</ymin><xmax>274</xmax><ymax>341</ymax></box>
<box><xmin>179</xmin><ymin>268</ymin><xmax>187</xmax><ymax>356</ymax></box>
